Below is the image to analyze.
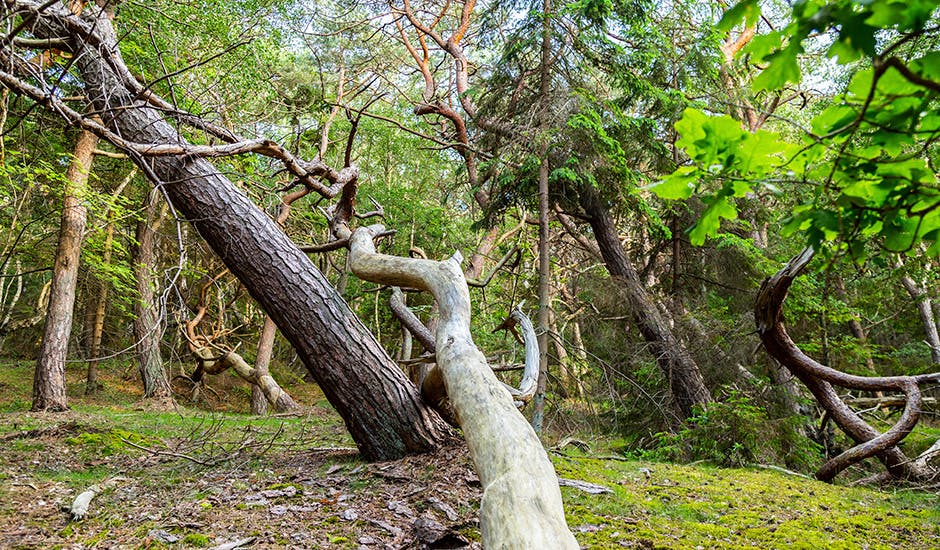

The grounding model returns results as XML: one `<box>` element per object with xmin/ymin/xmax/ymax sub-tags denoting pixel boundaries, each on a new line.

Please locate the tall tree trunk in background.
<box><xmin>69</xmin><ymin>9</ymin><xmax>452</xmax><ymax>459</ymax></box>
<box><xmin>833</xmin><ymin>275</ymin><xmax>878</xmax><ymax>374</ymax></box>
<box><xmin>251</xmin><ymin>316</ymin><xmax>285</xmax><ymax>415</ymax></box>
<box><xmin>85</xmin><ymin>169</ymin><xmax>133</xmax><ymax>394</ymax></box>
<box><xmin>84</xmin><ymin>209</ymin><xmax>115</xmax><ymax>394</ymax></box>
<box><xmin>899</xmin><ymin>274</ymin><xmax>940</xmax><ymax>364</ymax></box>
<box><xmin>580</xmin><ymin>188</ymin><xmax>712</xmax><ymax>419</ymax></box>
<box><xmin>247</xmin><ymin>315</ymin><xmax>301</xmax><ymax>403</ymax></box>
<box><xmin>133</xmin><ymin>190</ymin><xmax>171</xmax><ymax>399</ymax></box>
<box><xmin>530</xmin><ymin>0</ymin><xmax>553</xmax><ymax>433</ymax></box>
<box><xmin>32</xmin><ymin>128</ymin><xmax>99</xmax><ymax>411</ymax></box>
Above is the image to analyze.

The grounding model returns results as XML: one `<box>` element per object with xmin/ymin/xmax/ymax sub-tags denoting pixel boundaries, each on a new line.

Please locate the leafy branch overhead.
<box><xmin>651</xmin><ymin>0</ymin><xmax>940</xmax><ymax>257</ymax></box>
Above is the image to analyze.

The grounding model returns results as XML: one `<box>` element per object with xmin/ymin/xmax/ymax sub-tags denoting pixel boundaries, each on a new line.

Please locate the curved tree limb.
<box><xmin>756</xmin><ymin>247</ymin><xmax>936</xmax><ymax>481</ymax></box>
<box><xmin>346</xmin><ymin>224</ymin><xmax>577</xmax><ymax>549</ymax></box>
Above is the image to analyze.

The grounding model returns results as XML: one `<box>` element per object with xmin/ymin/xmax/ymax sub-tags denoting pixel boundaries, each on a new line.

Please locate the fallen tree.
<box><xmin>756</xmin><ymin>247</ymin><xmax>940</xmax><ymax>482</ymax></box>
<box><xmin>345</xmin><ymin>223</ymin><xmax>577</xmax><ymax>548</ymax></box>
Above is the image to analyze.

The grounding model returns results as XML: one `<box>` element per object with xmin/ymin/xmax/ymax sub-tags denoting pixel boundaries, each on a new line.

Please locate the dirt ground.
<box><xmin>0</xmin><ymin>411</ymin><xmax>484</xmax><ymax>549</ymax></box>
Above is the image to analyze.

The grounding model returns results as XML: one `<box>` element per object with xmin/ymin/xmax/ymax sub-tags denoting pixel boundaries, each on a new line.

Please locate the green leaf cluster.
<box><xmin>657</xmin><ymin>0</ymin><xmax>940</xmax><ymax>256</ymax></box>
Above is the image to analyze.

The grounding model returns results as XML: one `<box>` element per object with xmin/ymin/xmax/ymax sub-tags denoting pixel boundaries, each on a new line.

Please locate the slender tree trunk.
<box><xmin>85</xmin><ymin>169</ymin><xmax>133</xmax><ymax>393</ymax></box>
<box><xmin>569</xmin><ymin>317</ymin><xmax>587</xmax><ymax>399</ymax></box>
<box><xmin>833</xmin><ymin>275</ymin><xmax>878</xmax><ymax>374</ymax></box>
<box><xmin>33</xmin><ymin>128</ymin><xmax>99</xmax><ymax>411</ymax></box>
<box><xmin>530</xmin><ymin>0</ymin><xmax>553</xmax><ymax>433</ymax></box>
<box><xmin>899</xmin><ymin>274</ymin><xmax>940</xmax><ymax>364</ymax></box>
<box><xmin>580</xmin><ymin>188</ymin><xmax>711</xmax><ymax>419</ymax></box>
<box><xmin>84</xmin><ymin>211</ymin><xmax>114</xmax><ymax>394</ymax></box>
<box><xmin>249</xmin><ymin>316</ymin><xmax>303</xmax><ymax>413</ymax></box>
<box><xmin>69</xmin><ymin>9</ymin><xmax>452</xmax><ymax>459</ymax></box>
<box><xmin>133</xmin><ymin>190</ymin><xmax>171</xmax><ymax>399</ymax></box>
<box><xmin>550</xmin><ymin>312</ymin><xmax>571</xmax><ymax>398</ymax></box>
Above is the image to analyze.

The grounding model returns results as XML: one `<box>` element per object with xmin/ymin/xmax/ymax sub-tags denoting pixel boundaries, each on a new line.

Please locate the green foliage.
<box><xmin>182</xmin><ymin>533</ymin><xmax>210</xmax><ymax>547</ymax></box>
<box><xmin>655</xmin><ymin>0</ymin><xmax>940</xmax><ymax>257</ymax></box>
<box><xmin>650</xmin><ymin>392</ymin><xmax>820</xmax><ymax>469</ymax></box>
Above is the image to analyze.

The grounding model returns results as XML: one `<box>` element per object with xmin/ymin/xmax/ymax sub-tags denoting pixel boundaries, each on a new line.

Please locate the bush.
<box><xmin>649</xmin><ymin>391</ymin><xmax>820</xmax><ymax>469</ymax></box>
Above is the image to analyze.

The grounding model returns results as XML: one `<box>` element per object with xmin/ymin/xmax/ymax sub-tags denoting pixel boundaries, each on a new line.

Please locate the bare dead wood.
<box><xmin>345</xmin><ymin>223</ymin><xmax>577</xmax><ymax>549</ymax></box>
<box><xmin>390</xmin><ymin>286</ymin><xmax>435</xmax><ymax>353</ymax></box>
<box><xmin>69</xmin><ymin>476</ymin><xmax>129</xmax><ymax>521</ymax></box>
<box><xmin>845</xmin><ymin>396</ymin><xmax>938</xmax><ymax>409</ymax></box>
<box><xmin>493</xmin><ymin>305</ymin><xmax>539</xmax><ymax>406</ymax></box>
<box><xmin>756</xmin><ymin>247</ymin><xmax>939</xmax><ymax>481</ymax></box>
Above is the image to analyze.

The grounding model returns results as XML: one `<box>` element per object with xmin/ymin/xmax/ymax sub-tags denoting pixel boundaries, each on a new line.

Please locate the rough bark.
<box><xmin>580</xmin><ymin>188</ymin><xmax>712</xmax><ymax>419</ymax></box>
<box><xmin>133</xmin><ymin>190</ymin><xmax>171</xmax><ymax>399</ymax></box>
<box><xmin>61</xmin><ymin>6</ymin><xmax>451</xmax><ymax>459</ymax></box>
<box><xmin>347</xmin><ymin>225</ymin><xmax>577</xmax><ymax>549</ymax></box>
<box><xmin>32</xmin><ymin>128</ymin><xmax>99</xmax><ymax>411</ymax></box>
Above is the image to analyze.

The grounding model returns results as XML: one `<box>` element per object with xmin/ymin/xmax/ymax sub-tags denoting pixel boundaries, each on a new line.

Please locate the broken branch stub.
<box><xmin>347</xmin><ymin>224</ymin><xmax>577</xmax><ymax>549</ymax></box>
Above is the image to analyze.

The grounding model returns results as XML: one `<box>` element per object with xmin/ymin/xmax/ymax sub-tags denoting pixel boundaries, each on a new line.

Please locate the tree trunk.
<box><xmin>84</xmin><ymin>211</ymin><xmax>114</xmax><ymax>394</ymax></box>
<box><xmin>532</xmin><ymin>151</ymin><xmax>551</xmax><ymax>432</ymax></box>
<box><xmin>133</xmin><ymin>190</ymin><xmax>171</xmax><ymax>400</ymax></box>
<box><xmin>85</xmin><ymin>168</ymin><xmax>133</xmax><ymax>394</ymax></box>
<box><xmin>348</xmin><ymin>225</ymin><xmax>577</xmax><ymax>549</ymax></box>
<box><xmin>69</xmin><ymin>9</ymin><xmax>451</xmax><ymax>459</ymax></box>
<box><xmin>580</xmin><ymin>188</ymin><xmax>712</xmax><ymax>419</ymax></box>
<box><xmin>899</xmin><ymin>274</ymin><xmax>940</xmax><ymax>364</ymax></box>
<box><xmin>756</xmin><ymin>248</ymin><xmax>937</xmax><ymax>481</ymax></box>
<box><xmin>251</xmin><ymin>316</ymin><xmax>298</xmax><ymax>414</ymax></box>
<box><xmin>833</xmin><ymin>275</ymin><xmax>878</xmax><ymax>373</ymax></box>
<box><xmin>531</xmin><ymin>0</ymin><xmax>553</xmax><ymax>433</ymax></box>
<box><xmin>251</xmin><ymin>318</ymin><xmax>273</xmax><ymax>415</ymax></box>
<box><xmin>32</xmin><ymin>128</ymin><xmax>99</xmax><ymax>411</ymax></box>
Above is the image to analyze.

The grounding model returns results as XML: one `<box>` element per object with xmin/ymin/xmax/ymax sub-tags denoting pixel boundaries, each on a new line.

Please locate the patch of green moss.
<box><xmin>182</xmin><ymin>533</ymin><xmax>210</xmax><ymax>547</ymax></box>
<box><xmin>65</xmin><ymin>429</ymin><xmax>159</xmax><ymax>456</ymax></box>
<box><xmin>554</xmin><ymin>454</ymin><xmax>940</xmax><ymax>549</ymax></box>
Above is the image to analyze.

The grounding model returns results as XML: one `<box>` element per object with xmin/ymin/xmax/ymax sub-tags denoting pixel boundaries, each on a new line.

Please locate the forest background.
<box><xmin>0</xmin><ymin>0</ymin><xmax>939</xmax><ymax>547</ymax></box>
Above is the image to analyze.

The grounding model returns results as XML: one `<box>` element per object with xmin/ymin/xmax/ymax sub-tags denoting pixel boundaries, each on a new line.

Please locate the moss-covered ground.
<box><xmin>555</xmin><ymin>451</ymin><xmax>938</xmax><ymax>549</ymax></box>
<box><xmin>0</xmin><ymin>359</ymin><xmax>937</xmax><ymax>548</ymax></box>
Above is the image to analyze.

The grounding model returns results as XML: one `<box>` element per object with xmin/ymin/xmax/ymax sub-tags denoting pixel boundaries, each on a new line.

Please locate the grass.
<box><xmin>0</xmin><ymin>358</ymin><xmax>938</xmax><ymax>548</ymax></box>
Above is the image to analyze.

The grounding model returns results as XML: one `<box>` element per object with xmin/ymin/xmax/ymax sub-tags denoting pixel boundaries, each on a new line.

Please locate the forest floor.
<box><xmin>0</xmin><ymin>359</ymin><xmax>937</xmax><ymax>549</ymax></box>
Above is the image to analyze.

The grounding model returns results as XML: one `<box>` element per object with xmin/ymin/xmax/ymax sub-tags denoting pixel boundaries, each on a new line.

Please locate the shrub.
<box><xmin>650</xmin><ymin>391</ymin><xmax>820</xmax><ymax>469</ymax></box>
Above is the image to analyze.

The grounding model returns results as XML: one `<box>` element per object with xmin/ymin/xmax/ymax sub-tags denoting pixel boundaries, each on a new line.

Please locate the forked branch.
<box><xmin>346</xmin><ymin>224</ymin><xmax>577</xmax><ymax>548</ymax></box>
